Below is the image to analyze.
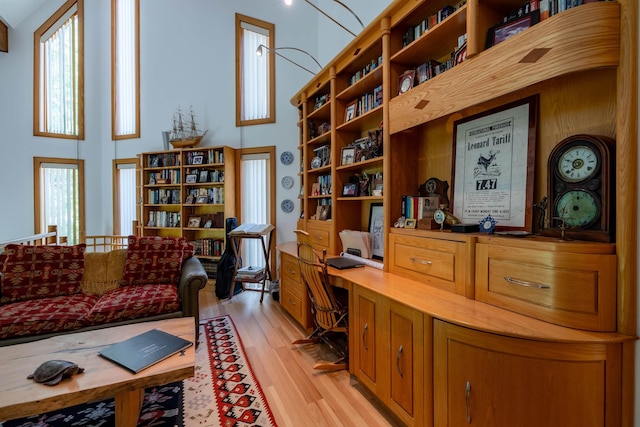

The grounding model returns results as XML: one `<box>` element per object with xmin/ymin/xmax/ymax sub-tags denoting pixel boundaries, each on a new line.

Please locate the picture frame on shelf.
<box><xmin>203</xmin><ymin>219</ymin><xmax>213</xmax><ymax>228</ymax></box>
<box><xmin>185</xmin><ymin>193</ymin><xmax>195</xmax><ymax>204</ymax></box>
<box><xmin>344</xmin><ymin>100</ymin><xmax>357</xmax><ymax>122</ymax></box>
<box><xmin>368</xmin><ymin>203</ymin><xmax>384</xmax><ymax>260</ymax></box>
<box><xmin>454</xmin><ymin>42</ymin><xmax>467</xmax><ymax>65</ymax></box>
<box><xmin>196</xmin><ymin>195</ymin><xmax>208</xmax><ymax>204</ymax></box>
<box><xmin>452</xmin><ymin>95</ymin><xmax>538</xmax><ymax>232</ymax></box>
<box><xmin>199</xmin><ymin>170</ymin><xmax>209</xmax><ymax>183</ymax></box>
<box><xmin>342</xmin><ymin>182</ymin><xmax>358</xmax><ymax>197</ymax></box>
<box><xmin>486</xmin><ymin>9</ymin><xmax>540</xmax><ymax>48</ymax></box>
<box><xmin>185</xmin><ymin>174</ymin><xmax>197</xmax><ymax>184</ymax></box>
<box><xmin>405</xmin><ymin>218</ymin><xmax>417</xmax><ymax>229</ymax></box>
<box><xmin>311</xmin><ymin>183</ymin><xmax>320</xmax><ymax>196</ymax></box>
<box><xmin>192</xmin><ymin>155</ymin><xmax>204</xmax><ymax>165</ymax></box>
<box><xmin>397</xmin><ymin>70</ymin><xmax>415</xmax><ymax>95</ymax></box>
<box><xmin>341</xmin><ymin>146</ymin><xmax>356</xmax><ymax>166</ymax></box>
<box><xmin>188</xmin><ymin>216</ymin><xmax>201</xmax><ymax>228</ymax></box>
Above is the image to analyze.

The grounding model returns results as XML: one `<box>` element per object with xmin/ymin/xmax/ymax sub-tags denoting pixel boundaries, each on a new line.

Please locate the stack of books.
<box><xmin>235</xmin><ymin>266</ymin><xmax>265</xmax><ymax>280</ymax></box>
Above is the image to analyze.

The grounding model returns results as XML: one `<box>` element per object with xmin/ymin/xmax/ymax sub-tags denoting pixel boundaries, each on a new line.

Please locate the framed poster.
<box><xmin>451</xmin><ymin>96</ymin><xmax>538</xmax><ymax>231</ymax></box>
<box><xmin>368</xmin><ymin>203</ymin><xmax>384</xmax><ymax>260</ymax></box>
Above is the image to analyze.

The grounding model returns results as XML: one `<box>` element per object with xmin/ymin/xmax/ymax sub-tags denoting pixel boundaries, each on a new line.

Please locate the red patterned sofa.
<box><xmin>0</xmin><ymin>235</ymin><xmax>208</xmax><ymax>346</ymax></box>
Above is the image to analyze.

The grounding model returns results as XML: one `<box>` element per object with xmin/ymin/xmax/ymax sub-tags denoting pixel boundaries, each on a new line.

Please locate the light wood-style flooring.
<box><xmin>199</xmin><ymin>282</ymin><xmax>401</xmax><ymax>427</ymax></box>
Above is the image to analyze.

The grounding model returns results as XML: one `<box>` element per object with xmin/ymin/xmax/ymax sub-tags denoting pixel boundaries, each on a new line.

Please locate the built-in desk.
<box><xmin>277</xmin><ymin>241</ymin><xmax>635</xmax><ymax>427</ymax></box>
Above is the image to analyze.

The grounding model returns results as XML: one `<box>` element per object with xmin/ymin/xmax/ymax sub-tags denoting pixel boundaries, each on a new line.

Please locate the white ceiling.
<box><xmin>0</xmin><ymin>0</ymin><xmax>46</xmax><ymax>28</ymax></box>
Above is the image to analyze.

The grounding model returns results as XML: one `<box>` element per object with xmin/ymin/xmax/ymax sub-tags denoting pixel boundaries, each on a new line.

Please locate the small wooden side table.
<box><xmin>228</xmin><ymin>223</ymin><xmax>275</xmax><ymax>302</ymax></box>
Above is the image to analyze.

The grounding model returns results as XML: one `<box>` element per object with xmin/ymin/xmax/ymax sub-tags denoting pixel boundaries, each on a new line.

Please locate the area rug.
<box><xmin>0</xmin><ymin>315</ymin><xmax>278</xmax><ymax>427</ymax></box>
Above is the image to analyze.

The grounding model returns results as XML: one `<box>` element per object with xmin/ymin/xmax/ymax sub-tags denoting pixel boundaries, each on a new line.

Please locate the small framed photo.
<box><xmin>185</xmin><ymin>193</ymin><xmax>195</xmax><ymax>204</ymax></box>
<box><xmin>341</xmin><ymin>146</ymin><xmax>356</xmax><ymax>166</ymax></box>
<box><xmin>199</xmin><ymin>170</ymin><xmax>209</xmax><ymax>183</ymax></box>
<box><xmin>192</xmin><ymin>155</ymin><xmax>204</xmax><ymax>165</ymax></box>
<box><xmin>405</xmin><ymin>218</ymin><xmax>417</xmax><ymax>229</ymax></box>
<box><xmin>397</xmin><ymin>70</ymin><xmax>415</xmax><ymax>95</ymax></box>
<box><xmin>486</xmin><ymin>10</ymin><xmax>540</xmax><ymax>48</ymax></box>
<box><xmin>342</xmin><ymin>182</ymin><xmax>358</xmax><ymax>197</ymax></box>
<box><xmin>196</xmin><ymin>195</ymin><xmax>208</xmax><ymax>204</ymax></box>
<box><xmin>203</xmin><ymin>219</ymin><xmax>213</xmax><ymax>228</ymax></box>
<box><xmin>344</xmin><ymin>100</ymin><xmax>357</xmax><ymax>122</ymax></box>
<box><xmin>311</xmin><ymin>182</ymin><xmax>320</xmax><ymax>196</ymax></box>
<box><xmin>188</xmin><ymin>216</ymin><xmax>201</xmax><ymax>228</ymax></box>
<box><xmin>185</xmin><ymin>174</ymin><xmax>197</xmax><ymax>184</ymax></box>
<box><xmin>416</xmin><ymin>63</ymin><xmax>428</xmax><ymax>84</ymax></box>
<box><xmin>454</xmin><ymin>42</ymin><xmax>467</xmax><ymax>66</ymax></box>
<box><xmin>149</xmin><ymin>156</ymin><xmax>161</xmax><ymax>167</ymax></box>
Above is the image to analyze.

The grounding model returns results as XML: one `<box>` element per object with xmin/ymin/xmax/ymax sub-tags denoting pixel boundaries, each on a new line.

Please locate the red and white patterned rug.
<box><xmin>0</xmin><ymin>315</ymin><xmax>278</xmax><ymax>427</ymax></box>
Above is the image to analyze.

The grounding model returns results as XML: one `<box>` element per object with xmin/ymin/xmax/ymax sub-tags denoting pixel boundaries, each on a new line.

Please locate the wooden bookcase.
<box><xmin>138</xmin><ymin>146</ymin><xmax>236</xmax><ymax>261</ymax></box>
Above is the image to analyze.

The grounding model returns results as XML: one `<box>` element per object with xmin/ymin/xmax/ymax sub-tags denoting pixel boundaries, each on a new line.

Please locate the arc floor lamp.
<box><xmin>284</xmin><ymin>0</ymin><xmax>364</xmax><ymax>37</ymax></box>
<box><xmin>257</xmin><ymin>44</ymin><xmax>322</xmax><ymax>75</ymax></box>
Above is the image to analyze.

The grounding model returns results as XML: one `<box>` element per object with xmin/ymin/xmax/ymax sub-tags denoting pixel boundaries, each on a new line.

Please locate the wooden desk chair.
<box><xmin>293</xmin><ymin>230</ymin><xmax>348</xmax><ymax>371</ymax></box>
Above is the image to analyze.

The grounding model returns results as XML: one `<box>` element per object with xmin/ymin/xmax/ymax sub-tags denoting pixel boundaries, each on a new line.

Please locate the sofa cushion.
<box><xmin>86</xmin><ymin>283</ymin><xmax>181</xmax><ymax>325</ymax></box>
<box><xmin>120</xmin><ymin>236</ymin><xmax>186</xmax><ymax>287</ymax></box>
<box><xmin>0</xmin><ymin>293</ymin><xmax>98</xmax><ymax>339</ymax></box>
<box><xmin>1</xmin><ymin>244</ymin><xmax>86</xmax><ymax>304</ymax></box>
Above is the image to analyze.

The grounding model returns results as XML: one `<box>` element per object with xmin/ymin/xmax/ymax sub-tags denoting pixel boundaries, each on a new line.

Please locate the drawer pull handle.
<box><xmin>465</xmin><ymin>381</ymin><xmax>471</xmax><ymax>424</ymax></box>
<box><xmin>504</xmin><ymin>276</ymin><xmax>551</xmax><ymax>289</ymax></box>
<box><xmin>396</xmin><ymin>345</ymin><xmax>403</xmax><ymax>377</ymax></box>
<box><xmin>314</xmin><ymin>235</ymin><xmax>324</xmax><ymax>240</ymax></box>
<box><xmin>287</xmin><ymin>268</ymin><xmax>296</xmax><ymax>275</ymax></box>
<box><xmin>362</xmin><ymin>323</ymin><xmax>368</xmax><ymax>350</ymax></box>
<box><xmin>409</xmin><ymin>257</ymin><xmax>432</xmax><ymax>265</ymax></box>
<box><xmin>289</xmin><ymin>299</ymin><xmax>296</xmax><ymax>305</ymax></box>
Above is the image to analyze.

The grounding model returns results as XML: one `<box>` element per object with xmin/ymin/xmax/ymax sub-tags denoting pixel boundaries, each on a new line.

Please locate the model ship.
<box><xmin>169</xmin><ymin>106</ymin><xmax>208</xmax><ymax>148</ymax></box>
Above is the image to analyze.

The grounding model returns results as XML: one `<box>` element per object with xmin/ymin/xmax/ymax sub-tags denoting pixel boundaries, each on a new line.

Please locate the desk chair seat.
<box><xmin>293</xmin><ymin>230</ymin><xmax>348</xmax><ymax>371</ymax></box>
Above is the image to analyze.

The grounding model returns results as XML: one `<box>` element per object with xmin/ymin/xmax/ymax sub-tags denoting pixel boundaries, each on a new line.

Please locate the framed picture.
<box><xmin>203</xmin><ymin>219</ymin><xmax>213</xmax><ymax>228</ymax></box>
<box><xmin>486</xmin><ymin>10</ymin><xmax>540</xmax><ymax>48</ymax></box>
<box><xmin>342</xmin><ymin>182</ymin><xmax>358</xmax><ymax>197</ymax></box>
<box><xmin>188</xmin><ymin>216</ymin><xmax>201</xmax><ymax>228</ymax></box>
<box><xmin>454</xmin><ymin>42</ymin><xmax>467</xmax><ymax>66</ymax></box>
<box><xmin>368</xmin><ymin>203</ymin><xmax>384</xmax><ymax>260</ymax></box>
<box><xmin>341</xmin><ymin>146</ymin><xmax>356</xmax><ymax>166</ymax></box>
<box><xmin>344</xmin><ymin>100</ymin><xmax>357</xmax><ymax>122</ymax></box>
<box><xmin>397</xmin><ymin>70</ymin><xmax>415</xmax><ymax>95</ymax></box>
<box><xmin>405</xmin><ymin>218</ymin><xmax>417</xmax><ymax>229</ymax></box>
<box><xmin>196</xmin><ymin>195</ymin><xmax>208</xmax><ymax>204</ymax></box>
<box><xmin>452</xmin><ymin>95</ymin><xmax>538</xmax><ymax>232</ymax></box>
<box><xmin>199</xmin><ymin>170</ymin><xmax>209</xmax><ymax>183</ymax></box>
<box><xmin>185</xmin><ymin>174</ymin><xmax>197</xmax><ymax>184</ymax></box>
<box><xmin>185</xmin><ymin>193</ymin><xmax>195</xmax><ymax>204</ymax></box>
<box><xmin>192</xmin><ymin>155</ymin><xmax>204</xmax><ymax>165</ymax></box>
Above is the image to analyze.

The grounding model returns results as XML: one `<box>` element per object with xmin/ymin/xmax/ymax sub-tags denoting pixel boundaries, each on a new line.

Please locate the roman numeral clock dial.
<box><xmin>543</xmin><ymin>134</ymin><xmax>615</xmax><ymax>242</ymax></box>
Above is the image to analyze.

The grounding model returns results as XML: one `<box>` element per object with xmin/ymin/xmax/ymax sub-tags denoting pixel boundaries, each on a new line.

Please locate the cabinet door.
<box><xmin>387</xmin><ymin>301</ymin><xmax>424</xmax><ymax>426</ymax></box>
<box><xmin>279</xmin><ymin>252</ymin><xmax>313</xmax><ymax>330</ymax></box>
<box><xmin>434</xmin><ymin>320</ymin><xmax>621</xmax><ymax>427</ymax></box>
<box><xmin>352</xmin><ymin>286</ymin><xmax>379</xmax><ymax>392</ymax></box>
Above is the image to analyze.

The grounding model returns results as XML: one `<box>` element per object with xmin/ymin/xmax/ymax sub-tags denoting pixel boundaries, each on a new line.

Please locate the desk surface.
<box><xmin>0</xmin><ymin>317</ymin><xmax>195</xmax><ymax>421</ymax></box>
<box><xmin>278</xmin><ymin>242</ymin><xmax>633</xmax><ymax>344</ymax></box>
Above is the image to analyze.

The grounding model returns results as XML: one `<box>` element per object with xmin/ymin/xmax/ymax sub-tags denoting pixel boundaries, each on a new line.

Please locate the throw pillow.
<box><xmin>0</xmin><ymin>243</ymin><xmax>86</xmax><ymax>304</ymax></box>
<box><xmin>120</xmin><ymin>236</ymin><xmax>186</xmax><ymax>286</ymax></box>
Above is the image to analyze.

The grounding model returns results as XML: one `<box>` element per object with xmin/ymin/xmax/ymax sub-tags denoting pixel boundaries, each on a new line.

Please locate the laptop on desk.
<box><xmin>326</xmin><ymin>257</ymin><xmax>365</xmax><ymax>270</ymax></box>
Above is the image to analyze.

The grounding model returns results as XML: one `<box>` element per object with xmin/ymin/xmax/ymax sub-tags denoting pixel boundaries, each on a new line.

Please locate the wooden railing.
<box><xmin>83</xmin><ymin>235</ymin><xmax>129</xmax><ymax>252</ymax></box>
<box><xmin>0</xmin><ymin>225</ymin><xmax>61</xmax><ymax>251</ymax></box>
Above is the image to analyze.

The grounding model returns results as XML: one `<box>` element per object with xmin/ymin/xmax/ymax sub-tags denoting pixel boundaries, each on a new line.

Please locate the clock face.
<box><xmin>556</xmin><ymin>189</ymin><xmax>600</xmax><ymax>228</ymax></box>
<box><xmin>557</xmin><ymin>145</ymin><xmax>599</xmax><ymax>183</ymax></box>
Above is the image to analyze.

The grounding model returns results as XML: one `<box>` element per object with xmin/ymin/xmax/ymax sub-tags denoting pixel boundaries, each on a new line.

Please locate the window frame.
<box><xmin>235</xmin><ymin>14</ymin><xmax>276</xmax><ymax>127</ymax></box>
<box><xmin>111</xmin><ymin>0</ymin><xmax>140</xmax><ymax>140</ymax></box>
<box><xmin>112</xmin><ymin>158</ymin><xmax>138</xmax><ymax>235</ymax></box>
<box><xmin>33</xmin><ymin>0</ymin><xmax>85</xmax><ymax>140</ymax></box>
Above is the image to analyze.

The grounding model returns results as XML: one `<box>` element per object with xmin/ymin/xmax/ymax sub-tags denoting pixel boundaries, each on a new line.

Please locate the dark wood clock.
<box><xmin>542</xmin><ymin>134</ymin><xmax>615</xmax><ymax>242</ymax></box>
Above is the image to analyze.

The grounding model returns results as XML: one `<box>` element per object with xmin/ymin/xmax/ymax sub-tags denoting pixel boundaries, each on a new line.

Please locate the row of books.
<box><xmin>401</xmin><ymin>2</ymin><xmax>463</xmax><ymax>47</ymax></box>
<box><xmin>184</xmin><ymin>149</ymin><xmax>225</xmax><ymax>166</ymax></box>
<box><xmin>148</xmin><ymin>189</ymin><xmax>181</xmax><ymax>205</ymax></box>
<box><xmin>313</xmin><ymin>174</ymin><xmax>332</xmax><ymax>196</ymax></box>
<box><xmin>148</xmin><ymin>170</ymin><xmax>180</xmax><ymax>185</ymax></box>
<box><xmin>184</xmin><ymin>187</ymin><xmax>224</xmax><ymax>204</ymax></box>
<box><xmin>148</xmin><ymin>153</ymin><xmax>180</xmax><ymax>168</ymax></box>
<box><xmin>346</xmin><ymin>85</ymin><xmax>383</xmax><ymax>122</ymax></box>
<box><xmin>532</xmin><ymin>0</ymin><xmax>605</xmax><ymax>20</ymax></box>
<box><xmin>191</xmin><ymin>239</ymin><xmax>225</xmax><ymax>257</ymax></box>
<box><xmin>147</xmin><ymin>211</ymin><xmax>180</xmax><ymax>228</ymax></box>
<box><xmin>348</xmin><ymin>56</ymin><xmax>383</xmax><ymax>86</ymax></box>
<box><xmin>401</xmin><ymin>195</ymin><xmax>440</xmax><ymax>220</ymax></box>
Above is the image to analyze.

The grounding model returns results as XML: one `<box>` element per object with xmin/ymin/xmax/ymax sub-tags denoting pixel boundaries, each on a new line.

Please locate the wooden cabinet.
<box><xmin>279</xmin><ymin>251</ymin><xmax>313</xmax><ymax>330</ymax></box>
<box><xmin>434</xmin><ymin>320</ymin><xmax>622</xmax><ymax>426</ymax></box>
<box><xmin>352</xmin><ymin>286</ymin><xmax>379</xmax><ymax>393</ymax></box>
<box><xmin>139</xmin><ymin>146</ymin><xmax>236</xmax><ymax>260</ymax></box>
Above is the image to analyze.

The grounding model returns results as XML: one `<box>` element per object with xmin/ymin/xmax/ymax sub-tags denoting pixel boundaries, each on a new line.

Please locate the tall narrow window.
<box><xmin>239</xmin><ymin>148</ymin><xmax>276</xmax><ymax>274</ymax></box>
<box><xmin>113</xmin><ymin>159</ymin><xmax>138</xmax><ymax>235</ymax></box>
<box><xmin>235</xmin><ymin>14</ymin><xmax>275</xmax><ymax>126</ymax></box>
<box><xmin>34</xmin><ymin>0</ymin><xmax>84</xmax><ymax>139</ymax></box>
<box><xmin>34</xmin><ymin>157</ymin><xmax>85</xmax><ymax>245</ymax></box>
<box><xmin>112</xmin><ymin>0</ymin><xmax>140</xmax><ymax>139</ymax></box>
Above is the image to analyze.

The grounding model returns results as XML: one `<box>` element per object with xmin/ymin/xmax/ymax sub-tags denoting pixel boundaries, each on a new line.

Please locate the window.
<box><xmin>33</xmin><ymin>0</ymin><xmax>84</xmax><ymax>139</ymax></box>
<box><xmin>112</xmin><ymin>0</ymin><xmax>140</xmax><ymax>139</ymax></box>
<box><xmin>34</xmin><ymin>157</ymin><xmax>85</xmax><ymax>245</ymax></box>
<box><xmin>239</xmin><ymin>147</ymin><xmax>276</xmax><ymax>271</ymax></box>
<box><xmin>235</xmin><ymin>14</ymin><xmax>275</xmax><ymax>126</ymax></box>
<box><xmin>113</xmin><ymin>159</ymin><xmax>138</xmax><ymax>235</ymax></box>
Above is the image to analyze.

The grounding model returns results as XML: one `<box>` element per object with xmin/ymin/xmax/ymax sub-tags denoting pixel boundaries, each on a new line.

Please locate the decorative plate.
<box><xmin>280</xmin><ymin>151</ymin><xmax>294</xmax><ymax>165</ymax></box>
<box><xmin>281</xmin><ymin>176</ymin><xmax>294</xmax><ymax>189</ymax></box>
<box><xmin>281</xmin><ymin>199</ymin><xmax>294</xmax><ymax>213</ymax></box>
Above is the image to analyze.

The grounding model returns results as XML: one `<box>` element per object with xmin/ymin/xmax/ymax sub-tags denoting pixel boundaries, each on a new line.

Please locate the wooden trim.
<box><xmin>112</xmin><ymin>158</ymin><xmax>137</xmax><ymax>235</ymax></box>
<box><xmin>0</xmin><ymin>19</ymin><xmax>8</xmax><ymax>52</ymax></box>
<box><xmin>33</xmin><ymin>0</ymin><xmax>85</xmax><ymax>139</ymax></box>
<box><xmin>235</xmin><ymin>14</ymin><xmax>276</xmax><ymax>127</ymax></box>
<box><xmin>111</xmin><ymin>0</ymin><xmax>141</xmax><ymax>140</ymax></box>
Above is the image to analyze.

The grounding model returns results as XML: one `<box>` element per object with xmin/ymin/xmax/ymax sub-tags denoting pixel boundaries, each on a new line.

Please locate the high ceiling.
<box><xmin>0</xmin><ymin>0</ymin><xmax>46</xmax><ymax>28</ymax></box>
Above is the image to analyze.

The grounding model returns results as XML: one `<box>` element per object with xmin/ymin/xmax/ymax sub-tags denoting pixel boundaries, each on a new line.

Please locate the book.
<box><xmin>236</xmin><ymin>265</ymin><xmax>265</xmax><ymax>277</ymax></box>
<box><xmin>228</xmin><ymin>223</ymin><xmax>274</xmax><ymax>236</ymax></box>
<box><xmin>99</xmin><ymin>329</ymin><xmax>193</xmax><ymax>373</ymax></box>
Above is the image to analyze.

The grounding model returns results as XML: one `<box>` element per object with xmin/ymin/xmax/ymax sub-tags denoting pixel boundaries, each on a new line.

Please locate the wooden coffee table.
<box><xmin>0</xmin><ymin>317</ymin><xmax>195</xmax><ymax>426</ymax></box>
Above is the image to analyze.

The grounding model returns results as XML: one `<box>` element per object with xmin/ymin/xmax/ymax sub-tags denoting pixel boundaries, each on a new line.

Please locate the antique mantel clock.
<box><xmin>542</xmin><ymin>134</ymin><xmax>615</xmax><ymax>242</ymax></box>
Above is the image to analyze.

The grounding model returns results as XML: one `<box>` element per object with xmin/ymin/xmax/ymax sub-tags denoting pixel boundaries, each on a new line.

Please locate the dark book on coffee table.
<box><xmin>99</xmin><ymin>329</ymin><xmax>193</xmax><ymax>373</ymax></box>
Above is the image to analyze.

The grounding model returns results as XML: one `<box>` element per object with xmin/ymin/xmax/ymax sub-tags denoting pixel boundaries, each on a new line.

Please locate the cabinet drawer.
<box><xmin>282</xmin><ymin>255</ymin><xmax>302</xmax><ymax>284</ymax></box>
<box><xmin>389</xmin><ymin>233</ymin><xmax>468</xmax><ymax>295</ymax></box>
<box><xmin>281</xmin><ymin>287</ymin><xmax>304</xmax><ymax>322</ymax></box>
<box><xmin>306</xmin><ymin>223</ymin><xmax>331</xmax><ymax>251</ymax></box>
<box><xmin>476</xmin><ymin>243</ymin><xmax>616</xmax><ymax>331</ymax></box>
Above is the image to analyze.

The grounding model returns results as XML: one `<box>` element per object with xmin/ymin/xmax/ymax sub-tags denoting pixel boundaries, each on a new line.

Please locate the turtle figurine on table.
<box><xmin>27</xmin><ymin>360</ymin><xmax>84</xmax><ymax>386</ymax></box>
